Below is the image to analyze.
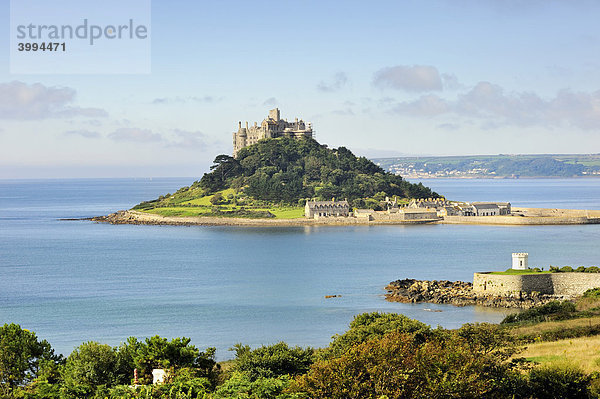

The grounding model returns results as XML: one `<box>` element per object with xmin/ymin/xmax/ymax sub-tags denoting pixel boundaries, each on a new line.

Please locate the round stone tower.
<box><xmin>512</xmin><ymin>253</ymin><xmax>528</xmax><ymax>270</ymax></box>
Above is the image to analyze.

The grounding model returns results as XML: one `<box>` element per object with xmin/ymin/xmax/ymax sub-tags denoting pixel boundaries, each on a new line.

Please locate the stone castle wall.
<box><xmin>443</xmin><ymin>215</ymin><xmax>600</xmax><ymax>225</ymax></box>
<box><xmin>473</xmin><ymin>272</ymin><xmax>600</xmax><ymax>296</ymax></box>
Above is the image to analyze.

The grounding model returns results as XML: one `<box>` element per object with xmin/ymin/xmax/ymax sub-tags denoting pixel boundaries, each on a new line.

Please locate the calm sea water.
<box><xmin>1</xmin><ymin>178</ymin><xmax>599</xmax><ymax>359</ymax></box>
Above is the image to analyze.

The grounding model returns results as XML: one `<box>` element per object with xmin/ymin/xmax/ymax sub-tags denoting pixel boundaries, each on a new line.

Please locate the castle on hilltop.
<box><xmin>232</xmin><ymin>108</ymin><xmax>313</xmax><ymax>156</ymax></box>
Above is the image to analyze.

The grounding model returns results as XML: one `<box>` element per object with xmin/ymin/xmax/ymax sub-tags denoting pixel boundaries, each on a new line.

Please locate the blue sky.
<box><xmin>1</xmin><ymin>0</ymin><xmax>600</xmax><ymax>178</ymax></box>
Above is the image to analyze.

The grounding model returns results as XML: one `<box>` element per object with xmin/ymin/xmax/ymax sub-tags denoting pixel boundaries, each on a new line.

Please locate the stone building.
<box><xmin>512</xmin><ymin>253</ymin><xmax>529</xmax><ymax>270</ymax></box>
<box><xmin>471</xmin><ymin>202</ymin><xmax>511</xmax><ymax>216</ymax></box>
<box><xmin>305</xmin><ymin>200</ymin><xmax>350</xmax><ymax>218</ymax></box>
<box><xmin>233</xmin><ymin>108</ymin><xmax>313</xmax><ymax>156</ymax></box>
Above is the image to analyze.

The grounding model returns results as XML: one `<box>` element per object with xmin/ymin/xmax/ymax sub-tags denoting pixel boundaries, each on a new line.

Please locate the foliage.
<box><xmin>0</xmin><ymin>323</ymin><xmax>62</xmax><ymax>397</ymax></box>
<box><xmin>230</xmin><ymin>342</ymin><xmax>315</xmax><ymax>381</ymax></box>
<box><xmin>212</xmin><ymin>372</ymin><xmax>301</xmax><ymax>399</ymax></box>
<box><xmin>501</xmin><ymin>301</ymin><xmax>577</xmax><ymax>324</ymax></box>
<box><xmin>322</xmin><ymin>312</ymin><xmax>432</xmax><ymax>359</ymax></box>
<box><xmin>197</xmin><ymin>137</ymin><xmax>438</xmax><ymax>204</ymax></box>
<box><xmin>527</xmin><ymin>363</ymin><xmax>591</xmax><ymax>399</ymax></box>
<box><xmin>290</xmin><ymin>330</ymin><xmax>518</xmax><ymax>399</ymax></box>
<box><xmin>131</xmin><ymin>336</ymin><xmax>218</xmax><ymax>386</ymax></box>
<box><xmin>60</xmin><ymin>341</ymin><xmax>119</xmax><ymax>398</ymax></box>
<box><xmin>583</xmin><ymin>288</ymin><xmax>600</xmax><ymax>299</ymax></box>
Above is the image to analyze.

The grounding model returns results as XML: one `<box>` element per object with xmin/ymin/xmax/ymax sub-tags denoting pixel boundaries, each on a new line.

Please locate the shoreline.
<box><xmin>90</xmin><ymin>207</ymin><xmax>600</xmax><ymax>227</ymax></box>
<box><xmin>385</xmin><ymin>278</ymin><xmax>573</xmax><ymax>309</ymax></box>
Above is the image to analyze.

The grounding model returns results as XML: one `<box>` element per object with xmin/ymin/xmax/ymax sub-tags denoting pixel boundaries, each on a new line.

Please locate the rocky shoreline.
<box><xmin>90</xmin><ymin>210</ymin><xmax>438</xmax><ymax>227</ymax></box>
<box><xmin>88</xmin><ymin>207</ymin><xmax>600</xmax><ymax>228</ymax></box>
<box><xmin>385</xmin><ymin>278</ymin><xmax>571</xmax><ymax>309</ymax></box>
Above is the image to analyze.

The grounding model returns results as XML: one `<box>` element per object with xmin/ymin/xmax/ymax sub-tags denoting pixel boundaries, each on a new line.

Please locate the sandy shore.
<box><xmin>90</xmin><ymin>207</ymin><xmax>600</xmax><ymax>227</ymax></box>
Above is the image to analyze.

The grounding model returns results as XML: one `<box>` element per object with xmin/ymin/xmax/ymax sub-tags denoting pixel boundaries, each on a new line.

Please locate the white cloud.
<box><xmin>390</xmin><ymin>81</ymin><xmax>600</xmax><ymax>130</ymax></box>
<box><xmin>108</xmin><ymin>128</ymin><xmax>163</xmax><ymax>142</ymax></box>
<box><xmin>0</xmin><ymin>81</ymin><xmax>107</xmax><ymax>120</ymax></box>
<box><xmin>152</xmin><ymin>96</ymin><xmax>218</xmax><ymax>104</ymax></box>
<box><xmin>65</xmin><ymin>129</ymin><xmax>101</xmax><ymax>138</ymax></box>
<box><xmin>263</xmin><ymin>97</ymin><xmax>278</xmax><ymax>106</ymax></box>
<box><xmin>166</xmin><ymin>129</ymin><xmax>207</xmax><ymax>148</ymax></box>
<box><xmin>373</xmin><ymin>65</ymin><xmax>443</xmax><ymax>92</ymax></box>
<box><xmin>317</xmin><ymin>72</ymin><xmax>349</xmax><ymax>92</ymax></box>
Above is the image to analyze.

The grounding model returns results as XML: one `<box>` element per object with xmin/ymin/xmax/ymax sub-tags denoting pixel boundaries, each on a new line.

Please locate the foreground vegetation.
<box><xmin>4</xmin><ymin>293</ymin><xmax>600</xmax><ymax>399</ymax></box>
<box><xmin>133</xmin><ymin>137</ymin><xmax>439</xmax><ymax>218</ymax></box>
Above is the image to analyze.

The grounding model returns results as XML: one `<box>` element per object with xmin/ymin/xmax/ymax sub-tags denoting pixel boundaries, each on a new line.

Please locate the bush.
<box><xmin>501</xmin><ymin>301</ymin><xmax>577</xmax><ymax>324</ymax></box>
<box><xmin>291</xmin><ymin>330</ymin><xmax>519</xmax><ymax>399</ymax></box>
<box><xmin>585</xmin><ymin>266</ymin><xmax>600</xmax><ymax>273</ymax></box>
<box><xmin>231</xmin><ymin>342</ymin><xmax>315</xmax><ymax>381</ymax></box>
<box><xmin>583</xmin><ymin>288</ymin><xmax>600</xmax><ymax>299</ymax></box>
<box><xmin>322</xmin><ymin>312</ymin><xmax>431</xmax><ymax>359</ymax></box>
<box><xmin>532</xmin><ymin>267</ymin><xmax>542</xmax><ymax>273</ymax></box>
<box><xmin>576</xmin><ymin>266</ymin><xmax>587</xmax><ymax>272</ymax></box>
<box><xmin>549</xmin><ymin>266</ymin><xmax>561</xmax><ymax>273</ymax></box>
<box><xmin>210</xmin><ymin>192</ymin><xmax>223</xmax><ymax>205</ymax></box>
<box><xmin>561</xmin><ymin>266</ymin><xmax>574</xmax><ymax>273</ymax></box>
<box><xmin>212</xmin><ymin>372</ymin><xmax>297</xmax><ymax>399</ymax></box>
<box><xmin>527</xmin><ymin>363</ymin><xmax>591</xmax><ymax>399</ymax></box>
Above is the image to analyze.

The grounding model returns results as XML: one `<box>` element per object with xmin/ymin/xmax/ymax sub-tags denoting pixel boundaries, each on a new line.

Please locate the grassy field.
<box><xmin>520</xmin><ymin>335</ymin><xmax>600</xmax><ymax>373</ymax></box>
<box><xmin>512</xmin><ymin>315</ymin><xmax>600</xmax><ymax>338</ymax></box>
<box><xmin>136</xmin><ymin>188</ymin><xmax>306</xmax><ymax>219</ymax></box>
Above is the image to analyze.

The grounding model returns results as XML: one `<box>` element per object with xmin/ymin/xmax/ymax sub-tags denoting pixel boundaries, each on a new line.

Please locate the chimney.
<box><xmin>246</xmin><ymin>121</ymin><xmax>249</xmax><ymax>129</ymax></box>
<box><xmin>238</xmin><ymin>121</ymin><xmax>241</xmax><ymax>129</ymax></box>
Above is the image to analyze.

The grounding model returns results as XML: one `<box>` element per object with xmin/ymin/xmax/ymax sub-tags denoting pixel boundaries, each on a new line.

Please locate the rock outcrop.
<box><xmin>385</xmin><ymin>278</ymin><xmax>570</xmax><ymax>309</ymax></box>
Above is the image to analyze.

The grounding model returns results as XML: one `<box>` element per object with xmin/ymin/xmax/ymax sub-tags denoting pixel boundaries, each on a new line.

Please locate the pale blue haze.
<box><xmin>1</xmin><ymin>178</ymin><xmax>599</xmax><ymax>359</ymax></box>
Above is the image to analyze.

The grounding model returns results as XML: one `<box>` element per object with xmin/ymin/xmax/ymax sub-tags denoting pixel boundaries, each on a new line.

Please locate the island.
<box><xmin>93</xmin><ymin>109</ymin><xmax>600</xmax><ymax>227</ymax></box>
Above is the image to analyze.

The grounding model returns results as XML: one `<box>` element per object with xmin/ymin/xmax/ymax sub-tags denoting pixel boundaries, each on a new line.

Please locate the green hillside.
<box><xmin>375</xmin><ymin>154</ymin><xmax>600</xmax><ymax>178</ymax></box>
<box><xmin>133</xmin><ymin>137</ymin><xmax>439</xmax><ymax>218</ymax></box>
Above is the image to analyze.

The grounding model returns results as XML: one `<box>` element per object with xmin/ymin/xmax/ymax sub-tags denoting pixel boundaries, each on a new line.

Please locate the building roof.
<box><xmin>306</xmin><ymin>200</ymin><xmax>349</xmax><ymax>207</ymax></box>
<box><xmin>472</xmin><ymin>203</ymin><xmax>500</xmax><ymax>210</ymax></box>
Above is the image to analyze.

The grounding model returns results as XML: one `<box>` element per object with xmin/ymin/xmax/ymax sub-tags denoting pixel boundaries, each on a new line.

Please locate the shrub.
<box><xmin>322</xmin><ymin>312</ymin><xmax>431</xmax><ymax>359</ymax></box>
<box><xmin>549</xmin><ymin>266</ymin><xmax>561</xmax><ymax>273</ymax></box>
<box><xmin>210</xmin><ymin>192</ymin><xmax>223</xmax><ymax>205</ymax></box>
<box><xmin>501</xmin><ymin>301</ymin><xmax>577</xmax><ymax>324</ymax></box>
<box><xmin>527</xmin><ymin>363</ymin><xmax>591</xmax><ymax>399</ymax></box>
<box><xmin>231</xmin><ymin>342</ymin><xmax>315</xmax><ymax>381</ymax></box>
<box><xmin>532</xmin><ymin>267</ymin><xmax>542</xmax><ymax>273</ymax></box>
<box><xmin>561</xmin><ymin>266</ymin><xmax>574</xmax><ymax>273</ymax></box>
<box><xmin>585</xmin><ymin>266</ymin><xmax>600</xmax><ymax>273</ymax></box>
<box><xmin>576</xmin><ymin>266</ymin><xmax>587</xmax><ymax>272</ymax></box>
<box><xmin>291</xmin><ymin>330</ymin><xmax>518</xmax><ymax>399</ymax></box>
<box><xmin>583</xmin><ymin>288</ymin><xmax>600</xmax><ymax>299</ymax></box>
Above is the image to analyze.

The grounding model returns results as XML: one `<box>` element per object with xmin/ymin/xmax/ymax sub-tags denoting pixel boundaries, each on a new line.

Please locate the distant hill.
<box><xmin>133</xmin><ymin>137</ymin><xmax>439</xmax><ymax>216</ymax></box>
<box><xmin>373</xmin><ymin>154</ymin><xmax>600</xmax><ymax>178</ymax></box>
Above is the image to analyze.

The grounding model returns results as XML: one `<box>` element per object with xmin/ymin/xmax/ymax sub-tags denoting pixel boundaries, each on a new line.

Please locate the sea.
<box><xmin>1</xmin><ymin>177</ymin><xmax>599</xmax><ymax>359</ymax></box>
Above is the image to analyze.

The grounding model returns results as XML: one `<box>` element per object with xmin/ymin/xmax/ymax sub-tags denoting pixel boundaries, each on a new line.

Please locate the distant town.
<box><xmin>373</xmin><ymin>154</ymin><xmax>600</xmax><ymax>178</ymax></box>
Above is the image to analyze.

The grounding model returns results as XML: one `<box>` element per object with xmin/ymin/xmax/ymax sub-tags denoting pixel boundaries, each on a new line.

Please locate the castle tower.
<box><xmin>269</xmin><ymin>108</ymin><xmax>280</xmax><ymax>121</ymax></box>
<box><xmin>512</xmin><ymin>253</ymin><xmax>528</xmax><ymax>270</ymax></box>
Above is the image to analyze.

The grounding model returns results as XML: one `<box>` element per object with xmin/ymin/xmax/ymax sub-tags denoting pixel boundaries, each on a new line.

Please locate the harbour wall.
<box><xmin>473</xmin><ymin>272</ymin><xmax>600</xmax><ymax>296</ymax></box>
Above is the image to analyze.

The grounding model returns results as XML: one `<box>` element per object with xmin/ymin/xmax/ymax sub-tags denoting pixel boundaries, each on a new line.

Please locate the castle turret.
<box><xmin>512</xmin><ymin>253</ymin><xmax>529</xmax><ymax>270</ymax></box>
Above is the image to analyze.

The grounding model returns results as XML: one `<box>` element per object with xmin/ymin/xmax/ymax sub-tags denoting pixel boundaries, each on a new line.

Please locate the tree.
<box><xmin>0</xmin><ymin>323</ymin><xmax>60</xmax><ymax>397</ymax></box>
<box><xmin>60</xmin><ymin>341</ymin><xmax>118</xmax><ymax>398</ymax></box>
<box><xmin>133</xmin><ymin>336</ymin><xmax>219</xmax><ymax>386</ymax></box>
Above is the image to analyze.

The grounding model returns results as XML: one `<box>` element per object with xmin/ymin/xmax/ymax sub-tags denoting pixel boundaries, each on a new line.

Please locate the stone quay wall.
<box><xmin>473</xmin><ymin>272</ymin><xmax>600</xmax><ymax>297</ymax></box>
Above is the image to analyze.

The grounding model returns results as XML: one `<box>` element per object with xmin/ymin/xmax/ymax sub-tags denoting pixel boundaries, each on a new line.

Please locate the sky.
<box><xmin>1</xmin><ymin>0</ymin><xmax>600</xmax><ymax>178</ymax></box>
